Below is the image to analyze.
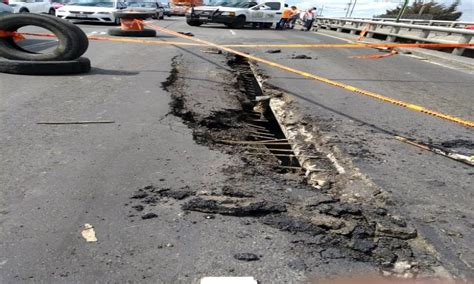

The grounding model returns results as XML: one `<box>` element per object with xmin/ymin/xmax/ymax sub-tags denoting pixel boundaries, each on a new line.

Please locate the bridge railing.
<box><xmin>346</xmin><ymin>17</ymin><xmax>474</xmax><ymax>29</ymax></box>
<box><xmin>315</xmin><ymin>17</ymin><xmax>474</xmax><ymax>56</ymax></box>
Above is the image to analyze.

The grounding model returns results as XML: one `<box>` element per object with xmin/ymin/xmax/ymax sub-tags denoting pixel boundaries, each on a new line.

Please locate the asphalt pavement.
<box><xmin>0</xmin><ymin>17</ymin><xmax>473</xmax><ymax>282</ymax></box>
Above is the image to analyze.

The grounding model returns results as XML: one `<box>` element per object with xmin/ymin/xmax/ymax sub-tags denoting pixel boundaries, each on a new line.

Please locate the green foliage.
<box><xmin>377</xmin><ymin>0</ymin><xmax>462</xmax><ymax>21</ymax></box>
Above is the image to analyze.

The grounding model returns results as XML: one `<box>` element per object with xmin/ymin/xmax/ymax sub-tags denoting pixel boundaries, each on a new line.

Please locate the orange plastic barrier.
<box><xmin>0</xmin><ymin>30</ymin><xmax>25</xmax><ymax>42</ymax></box>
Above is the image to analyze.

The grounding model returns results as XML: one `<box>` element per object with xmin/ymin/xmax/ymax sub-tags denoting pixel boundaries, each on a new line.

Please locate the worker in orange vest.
<box><xmin>276</xmin><ymin>4</ymin><xmax>292</xmax><ymax>30</ymax></box>
<box><xmin>288</xmin><ymin>6</ymin><xmax>299</xmax><ymax>29</ymax></box>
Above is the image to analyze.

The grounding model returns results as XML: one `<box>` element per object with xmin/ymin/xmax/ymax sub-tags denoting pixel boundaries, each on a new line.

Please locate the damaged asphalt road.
<box><xmin>0</xmin><ymin>18</ymin><xmax>472</xmax><ymax>282</ymax></box>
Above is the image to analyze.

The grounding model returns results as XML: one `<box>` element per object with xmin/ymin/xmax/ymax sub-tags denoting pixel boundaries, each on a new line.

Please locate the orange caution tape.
<box><xmin>12</xmin><ymin>32</ymin><xmax>474</xmax><ymax>50</ymax></box>
<box><xmin>350</xmin><ymin>49</ymin><xmax>399</xmax><ymax>59</ymax></box>
<box><xmin>145</xmin><ymin>23</ymin><xmax>474</xmax><ymax>129</ymax></box>
<box><xmin>0</xmin><ymin>30</ymin><xmax>25</xmax><ymax>42</ymax></box>
<box><xmin>358</xmin><ymin>24</ymin><xmax>372</xmax><ymax>41</ymax></box>
<box><xmin>120</xmin><ymin>19</ymin><xmax>144</xmax><ymax>31</ymax></box>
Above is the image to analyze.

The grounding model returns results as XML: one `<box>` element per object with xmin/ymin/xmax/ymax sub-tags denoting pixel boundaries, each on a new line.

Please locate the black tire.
<box><xmin>107</xmin><ymin>28</ymin><xmax>157</xmax><ymax>37</ymax></box>
<box><xmin>114</xmin><ymin>16</ymin><xmax>121</xmax><ymax>25</ymax></box>
<box><xmin>49</xmin><ymin>8</ymin><xmax>56</xmax><ymax>15</ymax></box>
<box><xmin>0</xmin><ymin>14</ymin><xmax>88</xmax><ymax>61</ymax></box>
<box><xmin>262</xmin><ymin>23</ymin><xmax>272</xmax><ymax>29</ymax></box>
<box><xmin>159</xmin><ymin>15</ymin><xmax>164</xmax><ymax>20</ymax></box>
<box><xmin>19</xmin><ymin>8</ymin><xmax>29</xmax><ymax>13</ymax></box>
<box><xmin>186</xmin><ymin>19</ymin><xmax>202</xmax><ymax>26</ymax></box>
<box><xmin>0</xmin><ymin>57</ymin><xmax>91</xmax><ymax>75</ymax></box>
<box><xmin>230</xmin><ymin>16</ymin><xmax>245</xmax><ymax>29</ymax></box>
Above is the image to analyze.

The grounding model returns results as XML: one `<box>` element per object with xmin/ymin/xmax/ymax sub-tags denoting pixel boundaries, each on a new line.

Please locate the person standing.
<box><xmin>276</xmin><ymin>4</ymin><xmax>291</xmax><ymax>30</ymax></box>
<box><xmin>302</xmin><ymin>7</ymin><xmax>316</xmax><ymax>31</ymax></box>
<box><xmin>287</xmin><ymin>6</ymin><xmax>299</xmax><ymax>29</ymax></box>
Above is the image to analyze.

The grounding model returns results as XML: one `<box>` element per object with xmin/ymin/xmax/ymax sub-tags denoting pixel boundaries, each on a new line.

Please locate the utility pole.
<box><xmin>349</xmin><ymin>0</ymin><xmax>357</xmax><ymax>17</ymax></box>
<box><xmin>345</xmin><ymin>0</ymin><xmax>352</xmax><ymax>18</ymax></box>
<box><xmin>396</xmin><ymin>0</ymin><xmax>410</xmax><ymax>22</ymax></box>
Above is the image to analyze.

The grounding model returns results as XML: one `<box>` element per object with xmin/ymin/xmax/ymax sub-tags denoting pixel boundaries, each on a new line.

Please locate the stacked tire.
<box><xmin>0</xmin><ymin>14</ymin><xmax>90</xmax><ymax>75</ymax></box>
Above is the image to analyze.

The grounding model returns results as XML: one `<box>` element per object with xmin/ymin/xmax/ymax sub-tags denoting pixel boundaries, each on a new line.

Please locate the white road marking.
<box><xmin>229</xmin><ymin>30</ymin><xmax>236</xmax><ymax>35</ymax></box>
<box><xmin>313</xmin><ymin>31</ymin><xmax>353</xmax><ymax>43</ymax></box>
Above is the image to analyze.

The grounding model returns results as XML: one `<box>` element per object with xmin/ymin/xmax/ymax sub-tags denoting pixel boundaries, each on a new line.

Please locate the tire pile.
<box><xmin>0</xmin><ymin>14</ymin><xmax>90</xmax><ymax>75</ymax></box>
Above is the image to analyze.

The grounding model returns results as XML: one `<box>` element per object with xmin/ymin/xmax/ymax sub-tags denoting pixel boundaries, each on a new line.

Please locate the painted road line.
<box><xmin>146</xmin><ymin>23</ymin><xmax>474</xmax><ymax>128</ymax></box>
<box><xmin>230</xmin><ymin>30</ymin><xmax>236</xmax><ymax>35</ymax></box>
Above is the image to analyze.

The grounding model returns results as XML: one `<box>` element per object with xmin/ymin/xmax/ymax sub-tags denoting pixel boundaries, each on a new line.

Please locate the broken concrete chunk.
<box><xmin>310</xmin><ymin>213</ymin><xmax>345</xmax><ymax>230</ymax></box>
<box><xmin>349</xmin><ymin>238</ymin><xmax>376</xmax><ymax>253</ymax></box>
<box><xmin>233</xmin><ymin>253</ymin><xmax>260</xmax><ymax>261</ymax></box>
<box><xmin>182</xmin><ymin>197</ymin><xmax>286</xmax><ymax>216</ymax></box>
<box><xmin>376</xmin><ymin>220</ymin><xmax>417</xmax><ymax>240</ymax></box>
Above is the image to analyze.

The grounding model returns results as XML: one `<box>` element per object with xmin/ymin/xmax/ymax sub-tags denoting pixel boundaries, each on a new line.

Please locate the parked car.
<box><xmin>7</xmin><ymin>0</ymin><xmax>55</xmax><ymax>14</ymax></box>
<box><xmin>0</xmin><ymin>2</ymin><xmax>14</xmax><ymax>13</ymax></box>
<box><xmin>187</xmin><ymin>0</ymin><xmax>283</xmax><ymax>28</ymax></box>
<box><xmin>56</xmin><ymin>0</ymin><xmax>126</xmax><ymax>24</ymax></box>
<box><xmin>160</xmin><ymin>2</ymin><xmax>170</xmax><ymax>16</ymax></box>
<box><xmin>126</xmin><ymin>1</ymin><xmax>164</xmax><ymax>19</ymax></box>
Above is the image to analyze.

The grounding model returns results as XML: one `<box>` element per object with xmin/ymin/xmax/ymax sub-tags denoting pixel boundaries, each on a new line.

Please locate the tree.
<box><xmin>377</xmin><ymin>0</ymin><xmax>462</xmax><ymax>21</ymax></box>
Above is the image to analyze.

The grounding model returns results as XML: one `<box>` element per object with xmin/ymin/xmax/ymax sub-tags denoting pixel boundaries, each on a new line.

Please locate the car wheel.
<box><xmin>0</xmin><ymin>14</ymin><xmax>89</xmax><ymax>61</ymax></box>
<box><xmin>0</xmin><ymin>57</ymin><xmax>91</xmax><ymax>75</ymax></box>
<box><xmin>108</xmin><ymin>28</ymin><xmax>157</xmax><ymax>37</ymax></box>
<box><xmin>186</xmin><ymin>19</ymin><xmax>202</xmax><ymax>26</ymax></box>
<box><xmin>230</xmin><ymin>15</ymin><xmax>245</xmax><ymax>29</ymax></box>
<box><xmin>159</xmin><ymin>14</ymin><xmax>164</xmax><ymax>20</ymax></box>
<box><xmin>114</xmin><ymin>16</ymin><xmax>121</xmax><ymax>25</ymax></box>
<box><xmin>262</xmin><ymin>23</ymin><xmax>272</xmax><ymax>29</ymax></box>
<box><xmin>19</xmin><ymin>8</ymin><xmax>29</xmax><ymax>13</ymax></box>
<box><xmin>49</xmin><ymin>8</ymin><xmax>56</xmax><ymax>15</ymax></box>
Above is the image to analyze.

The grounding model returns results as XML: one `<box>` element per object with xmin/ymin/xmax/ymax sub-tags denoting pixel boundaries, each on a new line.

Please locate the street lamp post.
<box><xmin>349</xmin><ymin>0</ymin><xmax>357</xmax><ymax>17</ymax></box>
<box><xmin>396</xmin><ymin>0</ymin><xmax>410</xmax><ymax>22</ymax></box>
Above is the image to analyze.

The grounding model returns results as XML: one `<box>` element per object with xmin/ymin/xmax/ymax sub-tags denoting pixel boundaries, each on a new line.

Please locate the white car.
<box><xmin>7</xmin><ymin>0</ymin><xmax>55</xmax><ymax>14</ymax></box>
<box><xmin>186</xmin><ymin>0</ymin><xmax>284</xmax><ymax>28</ymax></box>
<box><xmin>56</xmin><ymin>0</ymin><xmax>126</xmax><ymax>24</ymax></box>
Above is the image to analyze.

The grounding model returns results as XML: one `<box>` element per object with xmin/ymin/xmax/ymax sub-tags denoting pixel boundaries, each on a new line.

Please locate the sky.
<box><xmin>287</xmin><ymin>0</ymin><xmax>474</xmax><ymax>21</ymax></box>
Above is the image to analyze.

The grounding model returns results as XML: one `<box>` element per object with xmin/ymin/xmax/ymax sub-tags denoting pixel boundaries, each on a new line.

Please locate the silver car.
<box><xmin>126</xmin><ymin>1</ymin><xmax>164</xmax><ymax>19</ymax></box>
<box><xmin>0</xmin><ymin>2</ymin><xmax>14</xmax><ymax>14</ymax></box>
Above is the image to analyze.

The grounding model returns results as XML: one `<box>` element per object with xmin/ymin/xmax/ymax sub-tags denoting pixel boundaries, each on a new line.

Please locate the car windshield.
<box><xmin>207</xmin><ymin>0</ymin><xmax>249</xmax><ymax>7</ymax></box>
<box><xmin>69</xmin><ymin>0</ymin><xmax>115</xmax><ymax>7</ymax></box>
<box><xmin>9</xmin><ymin>0</ymin><xmax>28</xmax><ymax>2</ymax></box>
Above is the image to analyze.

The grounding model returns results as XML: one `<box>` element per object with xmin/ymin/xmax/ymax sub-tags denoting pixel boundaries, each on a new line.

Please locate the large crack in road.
<box><xmin>124</xmin><ymin>51</ymin><xmax>450</xmax><ymax>280</ymax></box>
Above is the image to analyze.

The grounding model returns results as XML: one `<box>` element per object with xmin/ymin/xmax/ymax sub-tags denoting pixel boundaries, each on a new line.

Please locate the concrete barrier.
<box><xmin>315</xmin><ymin>17</ymin><xmax>474</xmax><ymax>56</ymax></box>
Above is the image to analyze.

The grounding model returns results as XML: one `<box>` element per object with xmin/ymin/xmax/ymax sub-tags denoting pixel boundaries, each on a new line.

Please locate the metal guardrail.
<box><xmin>349</xmin><ymin>17</ymin><xmax>474</xmax><ymax>29</ymax></box>
<box><xmin>315</xmin><ymin>17</ymin><xmax>474</xmax><ymax>56</ymax></box>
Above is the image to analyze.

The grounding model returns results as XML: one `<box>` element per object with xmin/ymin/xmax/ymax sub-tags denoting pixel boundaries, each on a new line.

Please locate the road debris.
<box><xmin>37</xmin><ymin>120</ymin><xmax>115</xmax><ymax>125</ymax></box>
<box><xmin>291</xmin><ymin>54</ymin><xmax>312</xmax><ymax>59</ymax></box>
<box><xmin>141</xmin><ymin>213</ymin><xmax>158</xmax><ymax>220</ymax></box>
<box><xmin>233</xmin><ymin>253</ymin><xmax>260</xmax><ymax>261</ymax></box>
<box><xmin>81</xmin><ymin>223</ymin><xmax>97</xmax><ymax>242</ymax></box>
<box><xmin>266</xmin><ymin>49</ymin><xmax>281</xmax><ymax>54</ymax></box>
<box><xmin>178</xmin><ymin>32</ymin><xmax>194</xmax><ymax>37</ymax></box>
